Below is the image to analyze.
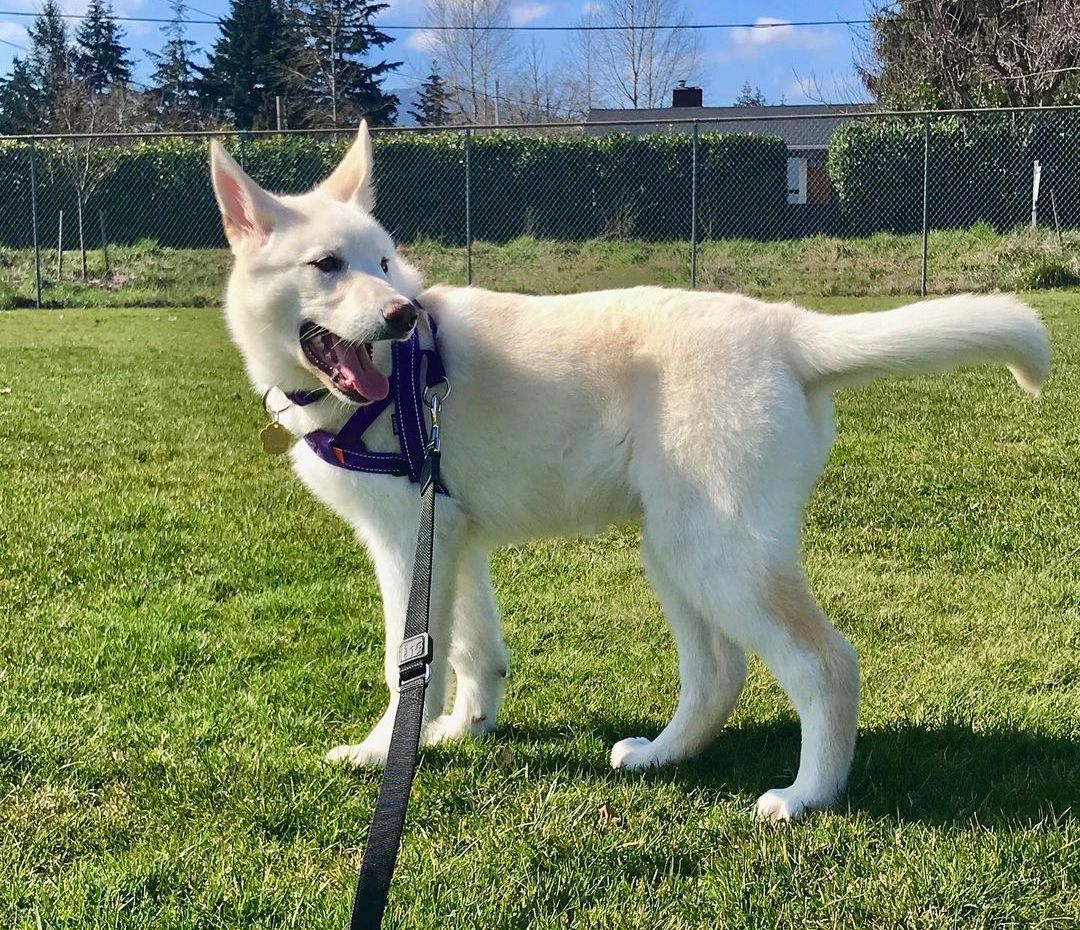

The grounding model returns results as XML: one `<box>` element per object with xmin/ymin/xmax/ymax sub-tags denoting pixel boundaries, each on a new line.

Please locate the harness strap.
<box><xmin>301</xmin><ymin>319</ymin><xmax>448</xmax><ymax>494</ymax></box>
<box><xmin>348</xmin><ymin>447</ymin><xmax>440</xmax><ymax>930</ymax></box>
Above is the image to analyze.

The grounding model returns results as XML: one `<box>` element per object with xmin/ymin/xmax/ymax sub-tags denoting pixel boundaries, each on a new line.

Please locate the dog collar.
<box><xmin>297</xmin><ymin>316</ymin><xmax>449</xmax><ymax>494</ymax></box>
<box><xmin>286</xmin><ymin>386</ymin><xmax>330</xmax><ymax>406</ymax></box>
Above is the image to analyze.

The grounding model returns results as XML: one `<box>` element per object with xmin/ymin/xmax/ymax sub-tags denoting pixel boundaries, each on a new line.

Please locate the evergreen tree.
<box><xmin>288</xmin><ymin>0</ymin><xmax>400</xmax><ymax>127</ymax></box>
<box><xmin>26</xmin><ymin>0</ymin><xmax>72</xmax><ymax>126</ymax></box>
<box><xmin>0</xmin><ymin>57</ymin><xmax>44</xmax><ymax>133</ymax></box>
<box><xmin>73</xmin><ymin>0</ymin><xmax>132</xmax><ymax>92</ymax></box>
<box><xmin>197</xmin><ymin>0</ymin><xmax>289</xmax><ymax>129</ymax></box>
<box><xmin>27</xmin><ymin>0</ymin><xmax>70</xmax><ymax>90</ymax></box>
<box><xmin>409</xmin><ymin>61</ymin><xmax>451</xmax><ymax>126</ymax></box>
<box><xmin>734</xmin><ymin>82</ymin><xmax>766</xmax><ymax>107</ymax></box>
<box><xmin>147</xmin><ymin>0</ymin><xmax>201</xmax><ymax>127</ymax></box>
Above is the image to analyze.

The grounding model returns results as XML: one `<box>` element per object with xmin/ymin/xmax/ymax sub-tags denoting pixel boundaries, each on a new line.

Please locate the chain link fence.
<box><xmin>1</xmin><ymin>105</ymin><xmax>1078</xmax><ymax>309</ymax></box>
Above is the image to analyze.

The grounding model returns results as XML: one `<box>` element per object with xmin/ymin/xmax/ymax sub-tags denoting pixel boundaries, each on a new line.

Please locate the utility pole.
<box><xmin>494</xmin><ymin>79</ymin><xmax>500</xmax><ymax>125</ymax></box>
<box><xmin>330</xmin><ymin>6</ymin><xmax>338</xmax><ymax>132</ymax></box>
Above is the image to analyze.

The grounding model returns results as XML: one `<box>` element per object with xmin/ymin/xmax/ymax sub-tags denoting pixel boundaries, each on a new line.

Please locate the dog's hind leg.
<box><xmin>635</xmin><ymin>503</ymin><xmax>859</xmax><ymax>819</ymax></box>
<box><xmin>745</xmin><ymin>568</ymin><xmax>859</xmax><ymax>821</ymax></box>
<box><xmin>610</xmin><ymin>539</ymin><xmax>747</xmax><ymax>771</ymax></box>
<box><xmin>427</xmin><ymin>541</ymin><xmax>509</xmax><ymax>745</ymax></box>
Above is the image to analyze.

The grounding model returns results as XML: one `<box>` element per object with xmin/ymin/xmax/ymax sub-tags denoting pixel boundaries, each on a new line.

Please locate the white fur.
<box><xmin>210</xmin><ymin>125</ymin><xmax>1051</xmax><ymax>821</ymax></box>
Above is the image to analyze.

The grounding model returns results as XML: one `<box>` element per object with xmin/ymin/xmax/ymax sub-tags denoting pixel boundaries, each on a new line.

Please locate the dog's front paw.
<box><xmin>754</xmin><ymin>788</ymin><xmax>810</xmax><ymax>823</ymax></box>
<box><xmin>609</xmin><ymin>736</ymin><xmax>660</xmax><ymax>771</ymax></box>
<box><xmin>425</xmin><ymin>711</ymin><xmax>496</xmax><ymax>745</ymax></box>
<box><xmin>326</xmin><ymin>738</ymin><xmax>389</xmax><ymax>769</ymax></box>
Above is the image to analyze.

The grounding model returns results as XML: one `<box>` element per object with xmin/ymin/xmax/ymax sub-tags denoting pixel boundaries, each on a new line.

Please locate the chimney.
<box><xmin>672</xmin><ymin>80</ymin><xmax>703</xmax><ymax>108</ymax></box>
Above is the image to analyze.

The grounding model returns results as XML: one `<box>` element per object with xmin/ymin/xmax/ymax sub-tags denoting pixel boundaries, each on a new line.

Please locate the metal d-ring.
<box><xmin>423</xmin><ymin>377</ymin><xmax>451</xmax><ymax>407</ymax></box>
<box><xmin>261</xmin><ymin>386</ymin><xmax>293</xmax><ymax>419</ymax></box>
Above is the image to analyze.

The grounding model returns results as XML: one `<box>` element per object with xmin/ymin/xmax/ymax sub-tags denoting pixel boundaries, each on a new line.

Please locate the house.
<box><xmin>585</xmin><ymin>84</ymin><xmax>875</xmax><ymax>212</ymax></box>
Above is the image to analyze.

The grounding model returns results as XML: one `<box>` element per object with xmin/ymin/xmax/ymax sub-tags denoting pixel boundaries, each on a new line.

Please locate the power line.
<box><xmin>0</xmin><ymin>10</ymin><xmax>873</xmax><ymax>31</ymax></box>
<box><xmin>391</xmin><ymin>19</ymin><xmax>874</xmax><ymax>33</ymax></box>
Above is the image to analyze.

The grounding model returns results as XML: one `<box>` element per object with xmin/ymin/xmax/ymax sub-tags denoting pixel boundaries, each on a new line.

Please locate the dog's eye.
<box><xmin>380</xmin><ymin>256</ymin><xmax>390</xmax><ymax>274</ymax></box>
<box><xmin>310</xmin><ymin>254</ymin><xmax>344</xmax><ymax>274</ymax></box>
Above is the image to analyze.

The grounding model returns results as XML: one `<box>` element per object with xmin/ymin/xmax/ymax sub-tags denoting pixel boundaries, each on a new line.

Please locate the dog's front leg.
<box><xmin>326</xmin><ymin>499</ymin><xmax>465</xmax><ymax>768</ymax></box>
<box><xmin>426</xmin><ymin>541</ymin><xmax>509</xmax><ymax>745</ymax></box>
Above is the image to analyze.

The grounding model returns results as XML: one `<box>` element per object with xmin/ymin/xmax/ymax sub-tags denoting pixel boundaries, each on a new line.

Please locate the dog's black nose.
<box><xmin>382</xmin><ymin>299</ymin><xmax>418</xmax><ymax>334</ymax></box>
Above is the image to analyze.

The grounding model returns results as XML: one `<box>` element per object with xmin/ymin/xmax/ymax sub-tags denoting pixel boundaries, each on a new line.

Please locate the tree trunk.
<box><xmin>77</xmin><ymin>193</ymin><xmax>87</xmax><ymax>280</ymax></box>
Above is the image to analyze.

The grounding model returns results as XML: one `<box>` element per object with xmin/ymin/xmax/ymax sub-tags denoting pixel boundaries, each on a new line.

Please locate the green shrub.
<box><xmin>0</xmin><ymin>281</ymin><xmax>17</xmax><ymax>310</ymax></box>
<box><xmin>1016</xmin><ymin>254</ymin><xmax>1080</xmax><ymax>289</ymax></box>
<box><xmin>0</xmin><ymin>131</ymin><xmax>787</xmax><ymax>249</ymax></box>
<box><xmin>828</xmin><ymin>112</ymin><xmax>1080</xmax><ymax>236</ymax></box>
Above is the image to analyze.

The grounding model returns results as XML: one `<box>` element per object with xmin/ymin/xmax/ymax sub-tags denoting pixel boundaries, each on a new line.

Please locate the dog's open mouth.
<box><xmin>299</xmin><ymin>321</ymin><xmax>389</xmax><ymax>402</ymax></box>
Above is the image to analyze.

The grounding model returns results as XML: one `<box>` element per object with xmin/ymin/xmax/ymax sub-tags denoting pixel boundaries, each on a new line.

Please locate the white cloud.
<box><xmin>730</xmin><ymin>17</ymin><xmax>838</xmax><ymax>55</ymax></box>
<box><xmin>0</xmin><ymin>22</ymin><xmax>28</xmax><ymax>47</ymax></box>
<box><xmin>59</xmin><ymin>0</ymin><xmax>146</xmax><ymax>15</ymax></box>
<box><xmin>406</xmin><ymin>27</ymin><xmax>440</xmax><ymax>53</ymax></box>
<box><xmin>510</xmin><ymin>3</ymin><xmax>551</xmax><ymax>26</ymax></box>
<box><xmin>732</xmin><ymin>16</ymin><xmax>795</xmax><ymax>47</ymax></box>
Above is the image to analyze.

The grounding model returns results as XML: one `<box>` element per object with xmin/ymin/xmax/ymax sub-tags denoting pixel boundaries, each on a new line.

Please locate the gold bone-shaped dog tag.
<box><xmin>260</xmin><ymin>421</ymin><xmax>292</xmax><ymax>455</ymax></box>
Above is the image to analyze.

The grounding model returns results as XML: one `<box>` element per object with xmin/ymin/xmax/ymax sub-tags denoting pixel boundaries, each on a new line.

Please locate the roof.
<box><xmin>583</xmin><ymin>103</ymin><xmax>878</xmax><ymax>148</ymax></box>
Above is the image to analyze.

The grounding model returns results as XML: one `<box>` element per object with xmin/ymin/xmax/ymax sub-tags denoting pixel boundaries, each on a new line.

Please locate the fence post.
<box><xmin>56</xmin><ymin>210</ymin><xmax>64</xmax><ymax>279</ymax></box>
<box><xmin>99</xmin><ymin>209</ymin><xmax>110</xmax><ymax>274</ymax></box>
<box><xmin>28</xmin><ymin>141</ymin><xmax>41</xmax><ymax>308</ymax></box>
<box><xmin>238</xmin><ymin>131</ymin><xmax>246</xmax><ymax>171</ymax></box>
<box><xmin>464</xmin><ymin>127</ymin><xmax>473</xmax><ymax>286</ymax></box>
<box><xmin>920</xmin><ymin>115</ymin><xmax>930</xmax><ymax>297</ymax></box>
<box><xmin>690</xmin><ymin>119</ymin><xmax>699</xmax><ymax>289</ymax></box>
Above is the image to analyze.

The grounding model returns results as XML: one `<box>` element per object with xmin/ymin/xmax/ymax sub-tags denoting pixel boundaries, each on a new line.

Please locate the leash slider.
<box><xmin>398</xmin><ymin>633</ymin><xmax>433</xmax><ymax>690</ymax></box>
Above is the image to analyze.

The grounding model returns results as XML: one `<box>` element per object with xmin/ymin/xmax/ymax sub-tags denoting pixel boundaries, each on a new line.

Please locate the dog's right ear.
<box><xmin>209</xmin><ymin>140</ymin><xmax>281</xmax><ymax>251</ymax></box>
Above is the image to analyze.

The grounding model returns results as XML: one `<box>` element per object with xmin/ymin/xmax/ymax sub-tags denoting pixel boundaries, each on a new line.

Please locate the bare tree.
<box><xmin>423</xmin><ymin>0</ymin><xmax>514</xmax><ymax>122</ymax></box>
<box><xmin>859</xmin><ymin>0</ymin><xmax>1080</xmax><ymax>108</ymax></box>
<box><xmin>498</xmin><ymin>37</ymin><xmax>572</xmax><ymax>122</ymax></box>
<box><xmin>561</xmin><ymin>4</ymin><xmax>600</xmax><ymax>117</ymax></box>
<box><xmin>51</xmin><ymin>86</ymin><xmax>139</xmax><ymax>278</ymax></box>
<box><xmin>521</xmin><ymin>38</ymin><xmax>547</xmax><ymax>121</ymax></box>
<box><xmin>790</xmin><ymin>68</ymin><xmax>872</xmax><ymax>107</ymax></box>
<box><xmin>588</xmin><ymin>0</ymin><xmax>700</xmax><ymax>109</ymax></box>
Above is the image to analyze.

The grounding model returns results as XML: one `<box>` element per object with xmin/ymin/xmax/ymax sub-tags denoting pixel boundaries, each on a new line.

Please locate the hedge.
<box><xmin>828</xmin><ymin>112</ymin><xmax>1080</xmax><ymax>235</ymax></box>
<box><xmin>0</xmin><ymin>131</ymin><xmax>788</xmax><ymax>250</ymax></box>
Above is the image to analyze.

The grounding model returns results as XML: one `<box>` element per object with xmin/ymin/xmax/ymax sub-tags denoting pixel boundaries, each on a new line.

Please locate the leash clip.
<box><xmin>427</xmin><ymin>389</ymin><xmax>445</xmax><ymax>454</ymax></box>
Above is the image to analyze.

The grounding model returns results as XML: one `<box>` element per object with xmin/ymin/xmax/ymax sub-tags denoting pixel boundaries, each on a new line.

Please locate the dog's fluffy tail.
<box><xmin>788</xmin><ymin>294</ymin><xmax>1050</xmax><ymax>394</ymax></box>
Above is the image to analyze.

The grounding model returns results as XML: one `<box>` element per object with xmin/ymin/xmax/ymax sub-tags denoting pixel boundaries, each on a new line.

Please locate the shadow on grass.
<box><xmin>460</xmin><ymin>718</ymin><xmax>1078</xmax><ymax>827</ymax></box>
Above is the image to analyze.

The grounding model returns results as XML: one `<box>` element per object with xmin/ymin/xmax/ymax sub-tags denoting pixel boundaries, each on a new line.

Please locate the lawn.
<box><xmin>2</xmin><ymin>224</ymin><xmax>1080</xmax><ymax>309</ymax></box>
<box><xmin>0</xmin><ymin>292</ymin><xmax>1077</xmax><ymax>928</ymax></box>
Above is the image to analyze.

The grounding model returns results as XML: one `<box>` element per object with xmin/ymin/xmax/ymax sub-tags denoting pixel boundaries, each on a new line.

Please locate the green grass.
<box><xmin>1</xmin><ymin>292</ymin><xmax>1078</xmax><ymax>928</ymax></box>
<box><xmin>3</xmin><ymin>225</ymin><xmax>1080</xmax><ymax>308</ymax></box>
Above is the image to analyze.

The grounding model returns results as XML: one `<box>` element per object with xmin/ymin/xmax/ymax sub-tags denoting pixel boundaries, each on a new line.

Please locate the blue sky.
<box><xmin>0</xmin><ymin>0</ymin><xmax>873</xmax><ymax>110</ymax></box>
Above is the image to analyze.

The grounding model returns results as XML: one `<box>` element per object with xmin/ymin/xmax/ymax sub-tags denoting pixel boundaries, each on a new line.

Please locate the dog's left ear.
<box><xmin>319</xmin><ymin>120</ymin><xmax>375</xmax><ymax>210</ymax></box>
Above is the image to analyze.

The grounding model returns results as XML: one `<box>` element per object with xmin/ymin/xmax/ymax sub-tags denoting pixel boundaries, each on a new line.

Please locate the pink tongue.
<box><xmin>337</xmin><ymin>342</ymin><xmax>389</xmax><ymax>401</ymax></box>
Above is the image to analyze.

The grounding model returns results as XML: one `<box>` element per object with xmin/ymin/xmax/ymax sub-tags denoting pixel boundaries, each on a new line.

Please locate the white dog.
<box><xmin>209</xmin><ymin>124</ymin><xmax>1050</xmax><ymax>821</ymax></box>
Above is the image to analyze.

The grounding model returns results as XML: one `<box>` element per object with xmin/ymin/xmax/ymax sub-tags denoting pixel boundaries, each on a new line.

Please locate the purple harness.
<box><xmin>288</xmin><ymin>319</ymin><xmax>448</xmax><ymax>494</ymax></box>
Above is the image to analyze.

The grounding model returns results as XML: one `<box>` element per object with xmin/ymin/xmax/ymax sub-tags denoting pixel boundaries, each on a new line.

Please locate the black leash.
<box><xmin>348</xmin><ymin>394</ymin><xmax>443</xmax><ymax>930</ymax></box>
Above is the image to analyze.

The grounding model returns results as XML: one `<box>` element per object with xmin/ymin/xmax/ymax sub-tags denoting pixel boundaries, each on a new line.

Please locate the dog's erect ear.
<box><xmin>209</xmin><ymin>140</ymin><xmax>282</xmax><ymax>251</ymax></box>
<box><xmin>318</xmin><ymin>121</ymin><xmax>375</xmax><ymax>210</ymax></box>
